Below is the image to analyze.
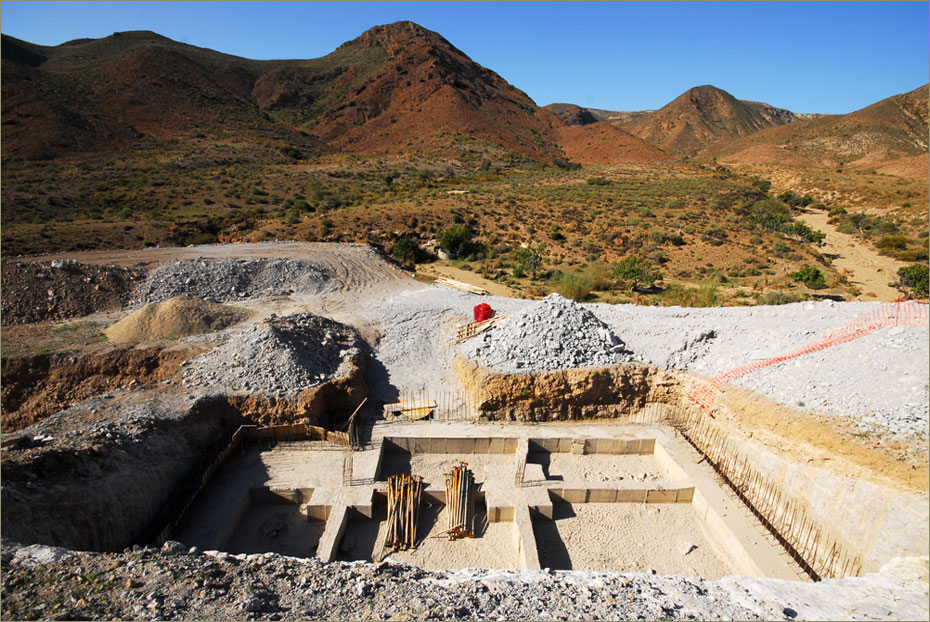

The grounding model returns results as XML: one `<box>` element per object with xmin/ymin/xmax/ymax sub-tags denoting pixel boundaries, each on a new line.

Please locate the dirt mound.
<box><xmin>103</xmin><ymin>296</ymin><xmax>252</xmax><ymax>344</ymax></box>
<box><xmin>1</xmin><ymin>259</ymin><xmax>143</xmax><ymax>325</ymax></box>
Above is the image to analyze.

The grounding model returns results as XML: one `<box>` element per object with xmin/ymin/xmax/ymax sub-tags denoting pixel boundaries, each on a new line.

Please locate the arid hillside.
<box><xmin>617</xmin><ymin>85</ymin><xmax>804</xmax><ymax>155</ymax></box>
<box><xmin>703</xmin><ymin>84</ymin><xmax>929</xmax><ymax>174</ymax></box>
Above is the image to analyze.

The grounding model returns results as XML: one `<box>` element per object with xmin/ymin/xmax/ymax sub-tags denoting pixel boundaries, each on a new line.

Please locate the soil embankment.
<box><xmin>1</xmin><ymin>344</ymin><xmax>204</xmax><ymax>432</ymax></box>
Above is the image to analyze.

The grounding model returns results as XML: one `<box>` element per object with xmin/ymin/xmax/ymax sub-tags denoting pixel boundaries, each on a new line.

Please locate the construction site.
<box><xmin>2</xmin><ymin>242</ymin><xmax>928</xmax><ymax>621</ymax></box>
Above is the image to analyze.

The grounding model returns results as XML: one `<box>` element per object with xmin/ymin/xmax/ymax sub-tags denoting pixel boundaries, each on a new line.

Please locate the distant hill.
<box><xmin>617</xmin><ymin>85</ymin><xmax>804</xmax><ymax>154</ymax></box>
<box><xmin>704</xmin><ymin>84</ymin><xmax>929</xmax><ymax>176</ymax></box>
<box><xmin>544</xmin><ymin>103</ymin><xmax>600</xmax><ymax>126</ymax></box>
<box><xmin>543</xmin><ymin>103</ymin><xmax>654</xmax><ymax>126</ymax></box>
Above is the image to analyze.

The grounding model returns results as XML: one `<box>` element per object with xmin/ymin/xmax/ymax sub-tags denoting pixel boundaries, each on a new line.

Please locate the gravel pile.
<box><xmin>182</xmin><ymin>313</ymin><xmax>360</xmax><ymax>394</ymax></box>
<box><xmin>2</xmin><ymin>542</ymin><xmax>927</xmax><ymax>621</ymax></box>
<box><xmin>1</xmin><ymin>259</ymin><xmax>142</xmax><ymax>325</ymax></box>
<box><xmin>460</xmin><ymin>293</ymin><xmax>634</xmax><ymax>373</ymax></box>
<box><xmin>131</xmin><ymin>258</ymin><xmax>331</xmax><ymax>305</ymax></box>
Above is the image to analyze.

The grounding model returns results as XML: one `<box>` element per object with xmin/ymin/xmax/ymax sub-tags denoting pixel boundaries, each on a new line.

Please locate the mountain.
<box><xmin>1</xmin><ymin>22</ymin><xmax>566</xmax><ymax>162</ymax></box>
<box><xmin>703</xmin><ymin>84</ymin><xmax>929</xmax><ymax>176</ymax></box>
<box><xmin>617</xmin><ymin>85</ymin><xmax>804</xmax><ymax>154</ymax></box>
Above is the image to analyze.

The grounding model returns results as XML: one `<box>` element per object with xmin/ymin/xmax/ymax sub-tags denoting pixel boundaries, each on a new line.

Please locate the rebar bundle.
<box><xmin>384</xmin><ymin>473</ymin><xmax>423</xmax><ymax>551</ymax></box>
<box><xmin>443</xmin><ymin>461</ymin><xmax>475</xmax><ymax>540</ymax></box>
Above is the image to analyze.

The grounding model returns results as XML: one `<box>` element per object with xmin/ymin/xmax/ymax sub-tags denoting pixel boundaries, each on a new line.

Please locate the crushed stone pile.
<box><xmin>131</xmin><ymin>258</ymin><xmax>331</xmax><ymax>305</ymax></box>
<box><xmin>460</xmin><ymin>293</ymin><xmax>634</xmax><ymax>373</ymax></box>
<box><xmin>182</xmin><ymin>313</ymin><xmax>360</xmax><ymax>394</ymax></box>
<box><xmin>1</xmin><ymin>259</ymin><xmax>143</xmax><ymax>325</ymax></box>
<box><xmin>103</xmin><ymin>296</ymin><xmax>252</xmax><ymax>344</ymax></box>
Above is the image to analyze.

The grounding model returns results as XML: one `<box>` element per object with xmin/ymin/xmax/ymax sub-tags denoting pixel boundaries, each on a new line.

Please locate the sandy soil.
<box><xmin>416</xmin><ymin>263</ymin><xmax>519</xmax><ymax>298</ymax></box>
<box><xmin>345</xmin><ymin>503</ymin><xmax>519</xmax><ymax>569</ymax></box>
<box><xmin>225</xmin><ymin>505</ymin><xmax>325</xmax><ymax>558</ymax></box>
<box><xmin>533</xmin><ymin>503</ymin><xmax>738</xmax><ymax>579</ymax></box>
<box><xmin>795</xmin><ymin>210</ymin><xmax>906</xmax><ymax>301</ymax></box>
<box><xmin>527</xmin><ymin>452</ymin><xmax>664</xmax><ymax>483</ymax></box>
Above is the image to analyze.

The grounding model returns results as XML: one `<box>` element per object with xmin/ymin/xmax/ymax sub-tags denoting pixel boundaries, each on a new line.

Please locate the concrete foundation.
<box><xmin>176</xmin><ymin>421</ymin><xmax>804</xmax><ymax>581</ymax></box>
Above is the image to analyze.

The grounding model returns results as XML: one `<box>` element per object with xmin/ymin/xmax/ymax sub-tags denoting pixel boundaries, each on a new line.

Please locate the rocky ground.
<box><xmin>2</xmin><ymin>541</ymin><xmax>928</xmax><ymax>621</ymax></box>
<box><xmin>1</xmin><ymin>242</ymin><xmax>928</xmax><ymax>621</ymax></box>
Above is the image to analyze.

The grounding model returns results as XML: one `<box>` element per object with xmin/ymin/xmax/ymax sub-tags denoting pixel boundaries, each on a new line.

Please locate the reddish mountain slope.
<box><xmin>557</xmin><ymin>122</ymin><xmax>668</xmax><ymax>164</ymax></box>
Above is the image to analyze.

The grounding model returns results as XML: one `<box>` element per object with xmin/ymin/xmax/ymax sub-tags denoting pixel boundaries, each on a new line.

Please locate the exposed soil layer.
<box><xmin>455</xmin><ymin>357</ymin><xmax>696</xmax><ymax>421</ymax></box>
<box><xmin>1</xmin><ymin>343</ymin><xmax>205</xmax><ymax>432</ymax></box>
<box><xmin>1</xmin><ymin>259</ymin><xmax>144</xmax><ymax>325</ymax></box>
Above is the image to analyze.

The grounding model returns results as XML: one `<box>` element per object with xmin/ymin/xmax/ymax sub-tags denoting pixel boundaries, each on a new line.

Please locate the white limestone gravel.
<box><xmin>459</xmin><ymin>293</ymin><xmax>634</xmax><ymax>373</ymax></box>
<box><xmin>182</xmin><ymin>312</ymin><xmax>361</xmax><ymax>394</ymax></box>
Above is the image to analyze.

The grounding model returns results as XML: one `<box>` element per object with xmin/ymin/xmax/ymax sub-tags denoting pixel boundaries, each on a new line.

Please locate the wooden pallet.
<box><xmin>434</xmin><ymin>276</ymin><xmax>489</xmax><ymax>295</ymax></box>
<box><xmin>454</xmin><ymin>315</ymin><xmax>506</xmax><ymax>344</ymax></box>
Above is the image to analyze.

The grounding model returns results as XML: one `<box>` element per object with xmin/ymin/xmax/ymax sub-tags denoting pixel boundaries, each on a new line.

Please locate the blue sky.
<box><xmin>1</xmin><ymin>2</ymin><xmax>926</xmax><ymax>114</ymax></box>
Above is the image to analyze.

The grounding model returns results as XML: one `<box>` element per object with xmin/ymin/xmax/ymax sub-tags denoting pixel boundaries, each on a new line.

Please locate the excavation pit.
<box><xmin>172</xmin><ymin>422</ymin><xmax>803</xmax><ymax>581</ymax></box>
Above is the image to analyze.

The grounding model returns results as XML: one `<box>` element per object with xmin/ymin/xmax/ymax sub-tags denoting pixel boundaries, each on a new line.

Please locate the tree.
<box><xmin>750</xmin><ymin>198</ymin><xmax>792</xmax><ymax>232</ymax></box>
<box><xmin>514</xmin><ymin>245</ymin><xmax>544</xmax><ymax>279</ymax></box>
<box><xmin>613</xmin><ymin>256</ymin><xmax>661</xmax><ymax>293</ymax></box>
<box><xmin>895</xmin><ymin>264</ymin><xmax>929</xmax><ymax>298</ymax></box>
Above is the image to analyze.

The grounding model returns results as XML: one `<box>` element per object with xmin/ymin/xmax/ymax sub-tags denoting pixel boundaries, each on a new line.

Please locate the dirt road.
<box><xmin>796</xmin><ymin>210</ymin><xmax>905</xmax><ymax>301</ymax></box>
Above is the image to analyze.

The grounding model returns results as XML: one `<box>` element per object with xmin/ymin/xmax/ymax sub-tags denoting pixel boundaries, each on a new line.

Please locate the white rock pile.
<box><xmin>132</xmin><ymin>258</ymin><xmax>330</xmax><ymax>305</ymax></box>
<box><xmin>461</xmin><ymin>293</ymin><xmax>634</xmax><ymax>373</ymax></box>
<box><xmin>183</xmin><ymin>313</ymin><xmax>360</xmax><ymax>394</ymax></box>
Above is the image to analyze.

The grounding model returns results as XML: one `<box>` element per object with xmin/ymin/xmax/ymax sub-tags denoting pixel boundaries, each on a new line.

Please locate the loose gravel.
<box><xmin>131</xmin><ymin>258</ymin><xmax>331</xmax><ymax>306</ymax></box>
<box><xmin>1</xmin><ymin>542</ymin><xmax>927</xmax><ymax>621</ymax></box>
<box><xmin>182</xmin><ymin>313</ymin><xmax>361</xmax><ymax>394</ymax></box>
<box><xmin>459</xmin><ymin>293</ymin><xmax>634</xmax><ymax>373</ymax></box>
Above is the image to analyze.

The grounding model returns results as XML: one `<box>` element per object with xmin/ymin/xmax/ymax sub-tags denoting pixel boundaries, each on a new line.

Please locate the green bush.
<box><xmin>552</xmin><ymin>271</ymin><xmax>592</xmax><ymax>301</ymax></box>
<box><xmin>438</xmin><ymin>224</ymin><xmax>473</xmax><ymax>258</ymax></box>
<box><xmin>391</xmin><ymin>236</ymin><xmax>422</xmax><ymax>267</ymax></box>
<box><xmin>895</xmin><ymin>264</ymin><xmax>929</xmax><ymax>298</ymax></box>
<box><xmin>586</xmin><ymin>177</ymin><xmax>610</xmax><ymax>186</ymax></box>
<box><xmin>785</xmin><ymin>221</ymin><xmax>826</xmax><ymax>245</ymax></box>
<box><xmin>876</xmin><ymin>235</ymin><xmax>909</xmax><ymax>251</ymax></box>
<box><xmin>514</xmin><ymin>245</ymin><xmax>544</xmax><ymax>279</ymax></box>
<box><xmin>790</xmin><ymin>265</ymin><xmax>826</xmax><ymax>289</ymax></box>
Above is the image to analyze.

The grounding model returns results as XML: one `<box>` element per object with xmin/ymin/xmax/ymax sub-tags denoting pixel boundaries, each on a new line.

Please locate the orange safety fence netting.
<box><xmin>689</xmin><ymin>299</ymin><xmax>929</xmax><ymax>413</ymax></box>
